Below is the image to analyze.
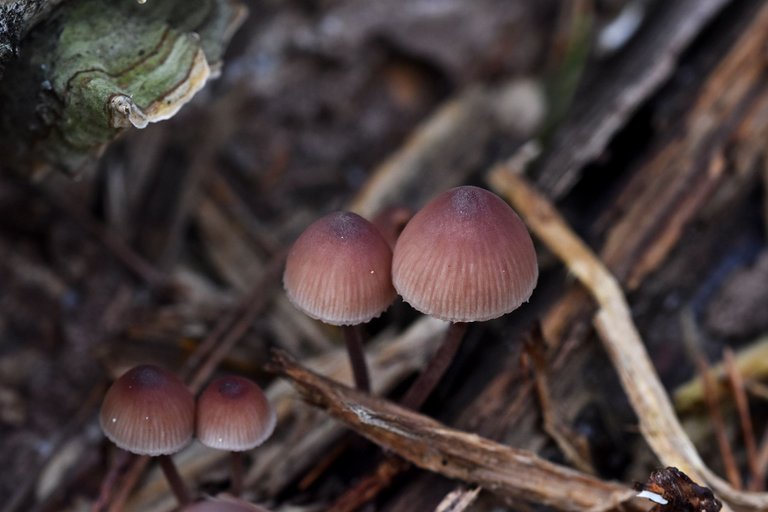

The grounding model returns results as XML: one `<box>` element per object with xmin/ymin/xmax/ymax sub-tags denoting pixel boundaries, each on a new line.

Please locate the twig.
<box><xmin>242</xmin><ymin>316</ymin><xmax>448</xmax><ymax>499</ymax></box>
<box><xmin>328</xmin><ymin>316</ymin><xmax>539</xmax><ymax>511</ymax></box>
<box><xmin>326</xmin><ymin>329</ymin><xmax>535</xmax><ymax>511</ymax></box>
<box><xmin>108</xmin><ymin>456</ymin><xmax>149</xmax><ymax>512</ymax></box>
<box><xmin>526</xmin><ymin>327</ymin><xmax>594</xmax><ymax>474</ymax></box>
<box><xmin>187</xmin><ymin>252</ymin><xmax>285</xmax><ymax>393</ymax></box>
<box><xmin>297</xmin><ymin>440</ymin><xmax>354</xmax><ymax>491</ymax></box>
<box><xmin>179</xmin><ymin>298</ymin><xmax>244</xmax><ymax>381</ymax></box>
<box><xmin>270</xmin><ymin>350</ymin><xmax>638</xmax><ymax>512</ymax></box>
<box><xmin>678</xmin><ymin>309</ymin><xmax>741</xmax><ymax>489</ymax></box>
<box><xmin>745</xmin><ymin>381</ymin><xmax>768</xmax><ymax>402</ymax></box>
<box><xmin>326</xmin><ymin>456</ymin><xmax>409</xmax><ymax>512</ymax></box>
<box><xmin>434</xmin><ymin>486</ymin><xmax>481</xmax><ymax>512</ymax></box>
<box><xmin>725</xmin><ymin>348</ymin><xmax>760</xmax><ymax>490</ymax></box>
<box><xmin>755</xmin><ymin>428</ymin><xmax>768</xmax><ymax>491</ymax></box>
<box><xmin>91</xmin><ymin>450</ymin><xmax>132</xmax><ymax>512</ymax></box>
<box><xmin>674</xmin><ymin>336</ymin><xmax>768</xmax><ymax>413</ymax></box>
<box><xmin>488</xmin><ymin>162</ymin><xmax>768</xmax><ymax>511</ymax></box>
<box><xmin>695</xmin><ymin>352</ymin><xmax>742</xmax><ymax>489</ymax></box>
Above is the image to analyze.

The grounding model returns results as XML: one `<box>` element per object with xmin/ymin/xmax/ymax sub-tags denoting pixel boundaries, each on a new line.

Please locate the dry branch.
<box><xmin>271</xmin><ymin>350</ymin><xmax>638</xmax><ymax>512</ymax></box>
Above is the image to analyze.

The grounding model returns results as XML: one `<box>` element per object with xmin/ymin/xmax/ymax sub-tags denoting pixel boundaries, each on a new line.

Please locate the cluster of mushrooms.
<box><xmin>100</xmin><ymin>366</ymin><xmax>275</xmax><ymax>510</ymax></box>
<box><xmin>99</xmin><ymin>185</ymin><xmax>538</xmax><ymax>509</ymax></box>
<box><xmin>283</xmin><ymin>185</ymin><xmax>538</xmax><ymax>407</ymax></box>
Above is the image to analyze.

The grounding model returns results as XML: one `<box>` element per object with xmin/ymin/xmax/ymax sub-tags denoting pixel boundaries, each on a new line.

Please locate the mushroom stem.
<box><xmin>158</xmin><ymin>454</ymin><xmax>191</xmax><ymax>505</ymax></box>
<box><xmin>400</xmin><ymin>322</ymin><xmax>468</xmax><ymax>410</ymax></box>
<box><xmin>342</xmin><ymin>324</ymin><xmax>371</xmax><ymax>392</ymax></box>
<box><xmin>230</xmin><ymin>451</ymin><xmax>244</xmax><ymax>497</ymax></box>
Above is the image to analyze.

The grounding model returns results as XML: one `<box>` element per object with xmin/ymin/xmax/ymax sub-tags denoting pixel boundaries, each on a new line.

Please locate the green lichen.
<box><xmin>0</xmin><ymin>0</ymin><xmax>245</xmax><ymax>173</ymax></box>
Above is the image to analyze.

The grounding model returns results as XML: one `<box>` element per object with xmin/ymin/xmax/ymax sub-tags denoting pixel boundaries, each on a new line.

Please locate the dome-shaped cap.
<box><xmin>100</xmin><ymin>365</ymin><xmax>195</xmax><ymax>456</ymax></box>
<box><xmin>283</xmin><ymin>211</ymin><xmax>396</xmax><ymax>325</ymax></box>
<box><xmin>196</xmin><ymin>375</ymin><xmax>276</xmax><ymax>451</ymax></box>
<box><xmin>392</xmin><ymin>186</ymin><xmax>538</xmax><ymax>322</ymax></box>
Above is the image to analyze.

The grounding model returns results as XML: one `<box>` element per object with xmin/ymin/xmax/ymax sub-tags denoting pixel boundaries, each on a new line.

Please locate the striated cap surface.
<box><xmin>100</xmin><ymin>364</ymin><xmax>195</xmax><ymax>456</ymax></box>
<box><xmin>283</xmin><ymin>211</ymin><xmax>396</xmax><ymax>325</ymax></box>
<box><xmin>392</xmin><ymin>186</ymin><xmax>538</xmax><ymax>322</ymax></box>
<box><xmin>196</xmin><ymin>375</ymin><xmax>276</xmax><ymax>451</ymax></box>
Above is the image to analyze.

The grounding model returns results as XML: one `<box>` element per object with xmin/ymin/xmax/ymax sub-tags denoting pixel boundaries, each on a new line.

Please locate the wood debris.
<box><xmin>271</xmin><ymin>350</ymin><xmax>638</xmax><ymax>512</ymax></box>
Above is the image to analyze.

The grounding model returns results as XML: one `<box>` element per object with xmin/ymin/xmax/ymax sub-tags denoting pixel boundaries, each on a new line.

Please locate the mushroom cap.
<box><xmin>283</xmin><ymin>211</ymin><xmax>396</xmax><ymax>325</ymax></box>
<box><xmin>392</xmin><ymin>186</ymin><xmax>538</xmax><ymax>322</ymax></box>
<box><xmin>196</xmin><ymin>376</ymin><xmax>276</xmax><ymax>451</ymax></box>
<box><xmin>99</xmin><ymin>364</ymin><xmax>195</xmax><ymax>456</ymax></box>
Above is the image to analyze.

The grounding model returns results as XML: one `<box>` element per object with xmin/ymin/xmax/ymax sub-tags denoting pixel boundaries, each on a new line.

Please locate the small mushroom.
<box><xmin>392</xmin><ymin>186</ymin><xmax>538</xmax><ymax>409</ymax></box>
<box><xmin>283</xmin><ymin>211</ymin><xmax>396</xmax><ymax>391</ymax></box>
<box><xmin>100</xmin><ymin>364</ymin><xmax>195</xmax><ymax>505</ymax></box>
<box><xmin>196</xmin><ymin>376</ymin><xmax>276</xmax><ymax>496</ymax></box>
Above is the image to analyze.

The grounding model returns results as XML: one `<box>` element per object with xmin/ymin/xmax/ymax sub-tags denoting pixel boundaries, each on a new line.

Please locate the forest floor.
<box><xmin>3</xmin><ymin>1</ymin><xmax>768</xmax><ymax>511</ymax></box>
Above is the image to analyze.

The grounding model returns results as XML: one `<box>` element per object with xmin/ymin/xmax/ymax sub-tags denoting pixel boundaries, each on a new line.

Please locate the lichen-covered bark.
<box><xmin>0</xmin><ymin>0</ymin><xmax>66</xmax><ymax>77</ymax></box>
<box><xmin>0</xmin><ymin>0</ymin><xmax>244</xmax><ymax>174</ymax></box>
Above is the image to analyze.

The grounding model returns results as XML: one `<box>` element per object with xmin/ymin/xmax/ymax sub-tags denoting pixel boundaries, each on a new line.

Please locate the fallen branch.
<box><xmin>270</xmin><ymin>350</ymin><xmax>638</xmax><ymax>512</ymax></box>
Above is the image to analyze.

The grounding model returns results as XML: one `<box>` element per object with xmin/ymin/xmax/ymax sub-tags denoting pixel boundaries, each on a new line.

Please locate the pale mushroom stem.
<box><xmin>342</xmin><ymin>324</ymin><xmax>371</xmax><ymax>392</ymax></box>
<box><xmin>230</xmin><ymin>451</ymin><xmax>244</xmax><ymax>496</ymax></box>
<box><xmin>400</xmin><ymin>322</ymin><xmax>468</xmax><ymax>410</ymax></box>
<box><xmin>158</xmin><ymin>454</ymin><xmax>191</xmax><ymax>505</ymax></box>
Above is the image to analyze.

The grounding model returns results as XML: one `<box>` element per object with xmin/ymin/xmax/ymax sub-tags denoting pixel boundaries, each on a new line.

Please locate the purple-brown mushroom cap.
<box><xmin>392</xmin><ymin>186</ymin><xmax>538</xmax><ymax>322</ymax></box>
<box><xmin>100</xmin><ymin>365</ymin><xmax>195</xmax><ymax>456</ymax></box>
<box><xmin>196</xmin><ymin>376</ymin><xmax>276</xmax><ymax>451</ymax></box>
<box><xmin>283</xmin><ymin>211</ymin><xmax>396</xmax><ymax>325</ymax></box>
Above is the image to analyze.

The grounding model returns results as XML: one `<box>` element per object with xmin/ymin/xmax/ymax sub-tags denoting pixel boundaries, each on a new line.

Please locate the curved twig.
<box><xmin>488</xmin><ymin>162</ymin><xmax>768</xmax><ymax>511</ymax></box>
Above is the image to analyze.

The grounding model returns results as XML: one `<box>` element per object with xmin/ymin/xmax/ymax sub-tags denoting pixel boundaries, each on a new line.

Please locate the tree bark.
<box><xmin>0</xmin><ymin>0</ymin><xmax>66</xmax><ymax>77</ymax></box>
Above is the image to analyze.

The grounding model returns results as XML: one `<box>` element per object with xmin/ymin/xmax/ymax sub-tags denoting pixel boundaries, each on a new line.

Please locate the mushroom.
<box><xmin>99</xmin><ymin>364</ymin><xmax>195</xmax><ymax>505</ymax></box>
<box><xmin>283</xmin><ymin>211</ymin><xmax>396</xmax><ymax>391</ymax></box>
<box><xmin>392</xmin><ymin>186</ymin><xmax>538</xmax><ymax>409</ymax></box>
<box><xmin>196</xmin><ymin>375</ymin><xmax>276</xmax><ymax>496</ymax></box>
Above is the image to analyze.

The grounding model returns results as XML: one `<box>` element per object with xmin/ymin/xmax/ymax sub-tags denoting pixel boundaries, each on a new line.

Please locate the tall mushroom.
<box><xmin>196</xmin><ymin>375</ymin><xmax>276</xmax><ymax>496</ymax></box>
<box><xmin>392</xmin><ymin>186</ymin><xmax>538</xmax><ymax>409</ymax></box>
<box><xmin>283</xmin><ymin>211</ymin><xmax>396</xmax><ymax>391</ymax></box>
<box><xmin>100</xmin><ymin>364</ymin><xmax>195</xmax><ymax>505</ymax></box>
